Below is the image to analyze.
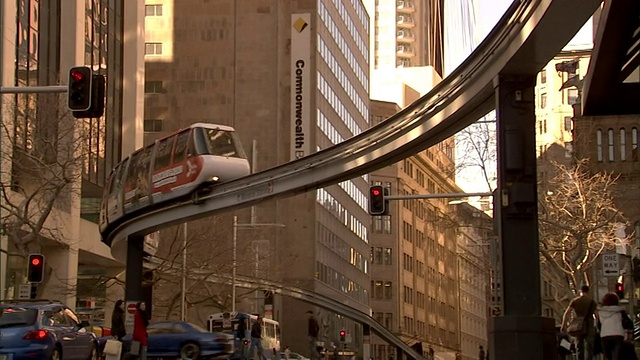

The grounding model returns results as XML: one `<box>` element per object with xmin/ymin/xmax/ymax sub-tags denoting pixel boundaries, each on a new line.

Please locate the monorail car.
<box><xmin>99</xmin><ymin>123</ymin><xmax>250</xmax><ymax>237</ymax></box>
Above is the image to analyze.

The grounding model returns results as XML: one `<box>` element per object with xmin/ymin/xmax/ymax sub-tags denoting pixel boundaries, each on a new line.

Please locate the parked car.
<box><xmin>0</xmin><ymin>299</ymin><xmax>98</xmax><ymax>360</ymax></box>
<box><xmin>97</xmin><ymin>320</ymin><xmax>231</xmax><ymax>360</ymax></box>
<box><xmin>288</xmin><ymin>352</ymin><xmax>310</xmax><ymax>360</ymax></box>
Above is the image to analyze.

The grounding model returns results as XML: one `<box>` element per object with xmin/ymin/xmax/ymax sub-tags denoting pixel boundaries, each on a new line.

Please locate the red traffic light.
<box><xmin>616</xmin><ymin>283</ymin><xmax>623</xmax><ymax>291</ymax></box>
<box><xmin>27</xmin><ymin>254</ymin><xmax>45</xmax><ymax>283</ymax></box>
<box><xmin>70</xmin><ymin>70</ymin><xmax>85</xmax><ymax>82</ymax></box>
<box><xmin>369</xmin><ymin>185</ymin><xmax>387</xmax><ymax>215</ymax></box>
<box><xmin>339</xmin><ymin>330</ymin><xmax>346</xmax><ymax>336</ymax></box>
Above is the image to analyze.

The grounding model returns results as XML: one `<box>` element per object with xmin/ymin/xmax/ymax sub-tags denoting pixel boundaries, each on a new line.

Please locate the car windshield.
<box><xmin>187</xmin><ymin>322</ymin><xmax>208</xmax><ymax>333</ymax></box>
<box><xmin>0</xmin><ymin>307</ymin><xmax>38</xmax><ymax>327</ymax></box>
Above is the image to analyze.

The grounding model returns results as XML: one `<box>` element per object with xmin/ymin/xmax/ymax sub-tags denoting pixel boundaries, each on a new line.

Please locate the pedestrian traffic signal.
<box><xmin>339</xmin><ymin>330</ymin><xmax>346</xmax><ymax>342</ymax></box>
<box><xmin>27</xmin><ymin>254</ymin><xmax>45</xmax><ymax>283</ymax></box>
<box><xmin>369</xmin><ymin>185</ymin><xmax>387</xmax><ymax>215</ymax></box>
<box><xmin>616</xmin><ymin>282</ymin><xmax>624</xmax><ymax>299</ymax></box>
<box><xmin>67</xmin><ymin>66</ymin><xmax>93</xmax><ymax>111</ymax></box>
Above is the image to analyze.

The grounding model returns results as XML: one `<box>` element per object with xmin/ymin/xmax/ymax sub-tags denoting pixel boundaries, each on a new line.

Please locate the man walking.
<box><xmin>561</xmin><ymin>285</ymin><xmax>598</xmax><ymax>360</ymax></box>
<box><xmin>250</xmin><ymin>315</ymin><xmax>267</xmax><ymax>360</ymax></box>
<box><xmin>307</xmin><ymin>311</ymin><xmax>320</xmax><ymax>360</ymax></box>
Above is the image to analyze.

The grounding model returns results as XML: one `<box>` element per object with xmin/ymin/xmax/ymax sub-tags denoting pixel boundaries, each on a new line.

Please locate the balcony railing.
<box><xmin>397</xmin><ymin>0</ymin><xmax>416</xmax><ymax>12</ymax></box>
<box><xmin>397</xmin><ymin>15</ymin><xmax>415</xmax><ymax>28</ymax></box>
<box><xmin>397</xmin><ymin>30</ymin><xmax>415</xmax><ymax>42</ymax></box>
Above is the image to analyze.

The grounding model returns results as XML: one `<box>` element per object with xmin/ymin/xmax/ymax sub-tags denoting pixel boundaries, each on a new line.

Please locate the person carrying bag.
<box><xmin>561</xmin><ymin>285</ymin><xmax>597</xmax><ymax>360</ymax></box>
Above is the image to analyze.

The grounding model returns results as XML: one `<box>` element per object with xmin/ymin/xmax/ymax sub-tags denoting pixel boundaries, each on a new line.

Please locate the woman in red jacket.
<box><xmin>132</xmin><ymin>301</ymin><xmax>149</xmax><ymax>360</ymax></box>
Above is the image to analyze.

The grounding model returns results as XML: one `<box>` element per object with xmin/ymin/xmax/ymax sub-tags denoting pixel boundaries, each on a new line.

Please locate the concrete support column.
<box><xmin>490</xmin><ymin>75</ymin><xmax>555</xmax><ymax>359</ymax></box>
<box><xmin>40</xmin><ymin>244</ymin><xmax>78</xmax><ymax>307</ymax></box>
<box><xmin>125</xmin><ymin>235</ymin><xmax>144</xmax><ymax>303</ymax></box>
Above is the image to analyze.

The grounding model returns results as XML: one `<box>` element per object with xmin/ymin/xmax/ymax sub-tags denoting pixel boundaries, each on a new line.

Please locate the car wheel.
<box><xmin>180</xmin><ymin>342</ymin><xmax>201</xmax><ymax>360</ymax></box>
<box><xmin>50</xmin><ymin>348</ymin><xmax>61</xmax><ymax>360</ymax></box>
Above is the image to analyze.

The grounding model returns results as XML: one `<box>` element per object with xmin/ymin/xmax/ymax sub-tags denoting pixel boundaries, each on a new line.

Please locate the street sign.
<box><xmin>603</xmin><ymin>253</ymin><xmax>620</xmax><ymax>277</ymax></box>
<box><xmin>18</xmin><ymin>284</ymin><xmax>31</xmax><ymax>299</ymax></box>
<box><xmin>125</xmin><ymin>301</ymin><xmax>137</xmax><ymax>335</ymax></box>
<box><xmin>127</xmin><ymin>303</ymin><xmax>137</xmax><ymax>314</ymax></box>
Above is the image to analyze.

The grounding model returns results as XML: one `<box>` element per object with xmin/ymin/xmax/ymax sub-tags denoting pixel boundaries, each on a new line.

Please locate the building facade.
<box><xmin>533</xmin><ymin>49</ymin><xmax>593</xmax><ymax>321</ymax></box>
<box><xmin>143</xmin><ymin>0</ymin><xmax>371</xmax><ymax>354</ymax></box>
<box><xmin>0</xmin><ymin>0</ymin><xmax>145</xmax><ymax>324</ymax></box>
<box><xmin>369</xmin><ymin>95</ymin><xmax>463</xmax><ymax>359</ymax></box>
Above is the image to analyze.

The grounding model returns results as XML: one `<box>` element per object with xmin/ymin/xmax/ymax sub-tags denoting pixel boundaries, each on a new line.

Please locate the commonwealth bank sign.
<box><xmin>290</xmin><ymin>14</ymin><xmax>311</xmax><ymax>160</ymax></box>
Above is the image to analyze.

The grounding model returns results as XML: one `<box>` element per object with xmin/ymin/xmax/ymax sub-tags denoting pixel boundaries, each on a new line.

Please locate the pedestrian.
<box><xmin>132</xmin><ymin>301</ymin><xmax>149</xmax><ymax>360</ymax></box>
<box><xmin>597</xmin><ymin>292</ymin><xmax>626</xmax><ymax>360</ymax></box>
<box><xmin>249</xmin><ymin>315</ymin><xmax>266</xmax><ymax>360</ymax></box>
<box><xmin>111</xmin><ymin>299</ymin><xmax>126</xmax><ymax>341</ymax></box>
<box><xmin>478</xmin><ymin>345</ymin><xmax>485</xmax><ymax>360</ymax></box>
<box><xmin>428</xmin><ymin>347</ymin><xmax>434</xmax><ymax>360</ymax></box>
<box><xmin>561</xmin><ymin>285</ymin><xmax>597</xmax><ymax>360</ymax></box>
<box><xmin>307</xmin><ymin>310</ymin><xmax>320</xmax><ymax>360</ymax></box>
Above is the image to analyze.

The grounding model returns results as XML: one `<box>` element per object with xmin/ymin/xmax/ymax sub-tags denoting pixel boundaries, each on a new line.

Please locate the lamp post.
<box><xmin>232</xmin><ymin>216</ymin><xmax>285</xmax><ymax>313</ymax></box>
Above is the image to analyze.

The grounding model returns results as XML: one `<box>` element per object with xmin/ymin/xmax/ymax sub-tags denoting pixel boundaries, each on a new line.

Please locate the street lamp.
<box><xmin>232</xmin><ymin>216</ymin><xmax>285</xmax><ymax>313</ymax></box>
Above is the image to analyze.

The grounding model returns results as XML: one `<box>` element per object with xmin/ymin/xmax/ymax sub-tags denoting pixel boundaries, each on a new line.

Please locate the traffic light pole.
<box><xmin>0</xmin><ymin>86</ymin><xmax>67</xmax><ymax>94</ymax></box>
<box><xmin>384</xmin><ymin>192</ymin><xmax>493</xmax><ymax>200</ymax></box>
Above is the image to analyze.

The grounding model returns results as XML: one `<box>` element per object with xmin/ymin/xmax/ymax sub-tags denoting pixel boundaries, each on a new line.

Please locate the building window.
<box><xmin>620</xmin><ymin>128</ymin><xmax>627</xmax><ymax>161</ymax></box>
<box><xmin>568</xmin><ymin>89</ymin><xmax>579</xmax><ymax>105</ymax></box>
<box><xmin>564</xmin><ymin>142</ymin><xmax>573</xmax><ymax>158</ymax></box>
<box><xmin>144</xmin><ymin>81</ymin><xmax>163</xmax><ymax>93</ymax></box>
<box><xmin>383</xmin><ymin>248</ymin><xmax>392</xmax><ymax>265</ymax></box>
<box><xmin>145</xmin><ymin>4</ymin><xmax>163</xmax><ymax>16</ymax></box>
<box><xmin>384</xmin><ymin>281</ymin><xmax>392</xmax><ymax>299</ymax></box>
<box><xmin>145</xmin><ymin>42</ymin><xmax>163</xmax><ymax>55</ymax></box>
<box><xmin>596</xmin><ymin>129</ymin><xmax>603</xmax><ymax>162</ymax></box>
<box><xmin>608</xmin><ymin>128</ymin><xmax>615</xmax><ymax>161</ymax></box>
<box><xmin>632</xmin><ymin>127</ymin><xmax>638</xmax><ymax>161</ymax></box>
<box><xmin>540</xmin><ymin>69</ymin><xmax>547</xmax><ymax>84</ymax></box>
<box><xmin>564</xmin><ymin>116</ymin><xmax>572</xmax><ymax>132</ymax></box>
<box><xmin>541</xmin><ymin>93</ymin><xmax>547</xmax><ymax>109</ymax></box>
<box><xmin>143</xmin><ymin>119</ymin><xmax>163</xmax><ymax>132</ymax></box>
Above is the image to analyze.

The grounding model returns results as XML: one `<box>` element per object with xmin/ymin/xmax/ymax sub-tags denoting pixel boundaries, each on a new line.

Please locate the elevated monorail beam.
<box><xmin>106</xmin><ymin>0</ymin><xmax>601</xmax><ymax>262</ymax></box>
<box><xmin>151</xmin><ymin>259</ymin><xmax>423</xmax><ymax>360</ymax></box>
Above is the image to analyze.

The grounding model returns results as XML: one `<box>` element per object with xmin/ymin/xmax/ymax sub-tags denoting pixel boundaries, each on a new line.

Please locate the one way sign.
<box><xmin>602</xmin><ymin>253</ymin><xmax>619</xmax><ymax>277</ymax></box>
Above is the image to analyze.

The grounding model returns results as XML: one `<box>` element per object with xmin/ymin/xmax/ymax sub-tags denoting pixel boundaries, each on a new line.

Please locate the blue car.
<box><xmin>99</xmin><ymin>321</ymin><xmax>231</xmax><ymax>360</ymax></box>
<box><xmin>0</xmin><ymin>299</ymin><xmax>98</xmax><ymax>360</ymax></box>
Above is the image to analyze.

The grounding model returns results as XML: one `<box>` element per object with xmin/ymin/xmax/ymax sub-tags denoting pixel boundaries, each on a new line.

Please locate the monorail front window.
<box><xmin>204</xmin><ymin>129</ymin><xmax>246</xmax><ymax>158</ymax></box>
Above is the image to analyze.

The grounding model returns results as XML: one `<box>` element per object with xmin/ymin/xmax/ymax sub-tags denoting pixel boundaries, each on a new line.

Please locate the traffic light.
<box><xmin>369</xmin><ymin>185</ymin><xmax>387</xmax><ymax>215</ymax></box>
<box><xmin>616</xmin><ymin>282</ymin><xmax>624</xmax><ymax>299</ymax></box>
<box><xmin>339</xmin><ymin>330</ymin><xmax>346</xmax><ymax>342</ymax></box>
<box><xmin>67</xmin><ymin>66</ymin><xmax>106</xmax><ymax>118</ymax></box>
<box><xmin>67</xmin><ymin>66</ymin><xmax>93</xmax><ymax>111</ymax></box>
<box><xmin>27</xmin><ymin>254</ymin><xmax>45</xmax><ymax>283</ymax></box>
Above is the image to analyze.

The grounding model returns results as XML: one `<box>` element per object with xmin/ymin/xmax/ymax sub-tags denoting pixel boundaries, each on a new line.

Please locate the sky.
<box><xmin>455</xmin><ymin>0</ymin><xmax>594</xmax><ymax>194</ymax></box>
<box><xmin>478</xmin><ymin>0</ymin><xmax>593</xmax><ymax>48</ymax></box>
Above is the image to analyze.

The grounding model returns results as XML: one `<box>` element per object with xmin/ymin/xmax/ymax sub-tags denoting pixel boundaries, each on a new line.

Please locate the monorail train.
<box><xmin>99</xmin><ymin>123</ymin><xmax>250</xmax><ymax>236</ymax></box>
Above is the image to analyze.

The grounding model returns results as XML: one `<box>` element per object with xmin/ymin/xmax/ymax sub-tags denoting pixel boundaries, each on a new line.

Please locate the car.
<box><xmin>98</xmin><ymin>321</ymin><xmax>231</xmax><ymax>360</ymax></box>
<box><xmin>0</xmin><ymin>299</ymin><xmax>98</xmax><ymax>360</ymax></box>
<box><xmin>287</xmin><ymin>352</ymin><xmax>310</xmax><ymax>360</ymax></box>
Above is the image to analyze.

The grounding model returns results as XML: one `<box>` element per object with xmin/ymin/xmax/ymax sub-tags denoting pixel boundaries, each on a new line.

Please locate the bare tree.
<box><xmin>148</xmin><ymin>215</ymin><xmax>292</xmax><ymax>323</ymax></box>
<box><xmin>454</xmin><ymin>113</ymin><xmax>497</xmax><ymax>192</ymax></box>
<box><xmin>538</xmin><ymin>159</ymin><xmax>630</xmax><ymax>300</ymax></box>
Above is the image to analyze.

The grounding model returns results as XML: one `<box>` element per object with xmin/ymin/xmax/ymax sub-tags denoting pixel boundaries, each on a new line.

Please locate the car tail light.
<box><xmin>243</xmin><ymin>340</ymin><xmax>249</xmax><ymax>346</ymax></box>
<box><xmin>23</xmin><ymin>330</ymin><xmax>49</xmax><ymax>340</ymax></box>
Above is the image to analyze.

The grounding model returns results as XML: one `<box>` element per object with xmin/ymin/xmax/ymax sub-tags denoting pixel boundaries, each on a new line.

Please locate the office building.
<box><xmin>0</xmin><ymin>0</ymin><xmax>145</xmax><ymax>324</ymax></box>
<box><xmin>143</xmin><ymin>0</ymin><xmax>371</xmax><ymax>354</ymax></box>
